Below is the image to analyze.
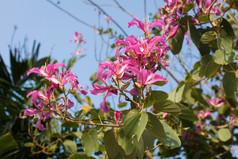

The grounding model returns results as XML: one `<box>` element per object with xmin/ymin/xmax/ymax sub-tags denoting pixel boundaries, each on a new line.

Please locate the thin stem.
<box><xmin>46</xmin><ymin>0</ymin><xmax>95</xmax><ymax>29</ymax></box>
<box><xmin>113</xmin><ymin>0</ymin><xmax>137</xmax><ymax>19</ymax></box>
<box><xmin>207</xmin><ymin>0</ymin><xmax>217</xmax><ymax>29</ymax></box>
<box><xmin>161</xmin><ymin>65</ymin><xmax>180</xmax><ymax>84</ymax></box>
<box><xmin>87</xmin><ymin>0</ymin><xmax>128</xmax><ymax>37</ymax></box>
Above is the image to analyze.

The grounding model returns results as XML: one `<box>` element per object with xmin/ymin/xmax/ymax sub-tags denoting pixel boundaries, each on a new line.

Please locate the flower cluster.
<box><xmin>24</xmin><ymin>63</ymin><xmax>87</xmax><ymax>130</ymax></box>
<box><xmin>71</xmin><ymin>32</ymin><xmax>86</xmax><ymax>56</ymax></box>
<box><xmin>91</xmin><ymin>18</ymin><xmax>169</xmax><ymax>113</ymax></box>
<box><xmin>156</xmin><ymin>0</ymin><xmax>221</xmax><ymax>37</ymax></box>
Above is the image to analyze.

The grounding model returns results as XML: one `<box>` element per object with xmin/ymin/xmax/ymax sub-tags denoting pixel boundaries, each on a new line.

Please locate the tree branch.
<box><xmin>87</xmin><ymin>0</ymin><xmax>129</xmax><ymax>37</ymax></box>
<box><xmin>113</xmin><ymin>0</ymin><xmax>137</xmax><ymax>19</ymax></box>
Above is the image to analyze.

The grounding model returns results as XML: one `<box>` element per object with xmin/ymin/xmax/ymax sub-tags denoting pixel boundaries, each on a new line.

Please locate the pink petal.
<box><xmin>168</xmin><ymin>25</ymin><xmax>179</xmax><ymax>38</ymax></box>
<box><xmin>100</xmin><ymin>101</ymin><xmax>110</xmax><ymax>113</ymax></box>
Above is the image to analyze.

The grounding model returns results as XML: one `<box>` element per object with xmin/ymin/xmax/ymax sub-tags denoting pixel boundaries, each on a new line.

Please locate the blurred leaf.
<box><xmin>0</xmin><ymin>133</ymin><xmax>18</xmax><ymax>156</ymax></box>
<box><xmin>214</xmin><ymin>49</ymin><xmax>235</xmax><ymax>65</ymax></box>
<box><xmin>201</xmin><ymin>31</ymin><xmax>217</xmax><ymax>48</ymax></box>
<box><xmin>68</xmin><ymin>152</ymin><xmax>95</xmax><ymax>159</ymax></box>
<box><xmin>217</xmin><ymin>35</ymin><xmax>233</xmax><ymax>55</ymax></box>
<box><xmin>183</xmin><ymin>3</ymin><xmax>194</xmax><ymax>13</ymax></box>
<box><xmin>217</xmin><ymin>128</ymin><xmax>232</xmax><ymax>142</ymax></box>
<box><xmin>103</xmin><ymin>130</ymin><xmax>120</xmax><ymax>158</ymax></box>
<box><xmin>63</xmin><ymin>140</ymin><xmax>77</xmax><ymax>155</ymax></box>
<box><xmin>118</xmin><ymin>130</ymin><xmax>134</xmax><ymax>155</ymax></box>
<box><xmin>23</xmin><ymin>142</ymin><xmax>33</xmax><ymax>148</ymax></box>
<box><xmin>142</xmin><ymin>130</ymin><xmax>155</xmax><ymax>149</ymax></box>
<box><xmin>153</xmin><ymin>81</ymin><xmax>166</xmax><ymax>86</ymax></box>
<box><xmin>223</xmin><ymin>71</ymin><xmax>236</xmax><ymax>97</ymax></box>
<box><xmin>150</xmin><ymin>91</ymin><xmax>168</xmax><ymax>103</ymax></box>
<box><xmin>124</xmin><ymin>109</ymin><xmax>148</xmax><ymax>140</ymax></box>
<box><xmin>205</xmin><ymin>60</ymin><xmax>220</xmax><ymax>78</ymax></box>
<box><xmin>153</xmin><ymin>100</ymin><xmax>181</xmax><ymax>114</ymax></box>
<box><xmin>146</xmin><ymin>112</ymin><xmax>165</xmax><ymax>141</ymax></box>
<box><xmin>160</xmin><ymin>120</ymin><xmax>181</xmax><ymax>149</ymax></box>
<box><xmin>118</xmin><ymin>102</ymin><xmax>127</xmax><ymax>108</ymax></box>
<box><xmin>168</xmin><ymin>25</ymin><xmax>185</xmax><ymax>54</ymax></box>
<box><xmin>188</xmin><ymin>24</ymin><xmax>210</xmax><ymax>56</ymax></box>
<box><xmin>84</xmin><ymin>96</ymin><xmax>93</xmax><ymax>106</ymax></box>
<box><xmin>178</xmin><ymin>103</ymin><xmax>198</xmax><ymax>121</ymax></box>
<box><xmin>81</xmin><ymin>130</ymin><xmax>99</xmax><ymax>156</ymax></box>
<box><xmin>198</xmin><ymin>15</ymin><xmax>209</xmax><ymax>23</ymax></box>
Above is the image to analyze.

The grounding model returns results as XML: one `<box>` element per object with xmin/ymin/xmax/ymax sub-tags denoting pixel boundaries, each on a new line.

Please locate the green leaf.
<box><xmin>24</xmin><ymin>142</ymin><xmax>33</xmax><ymax>148</ymax></box>
<box><xmin>153</xmin><ymin>100</ymin><xmax>181</xmax><ymax>114</ymax></box>
<box><xmin>74</xmin><ymin>132</ymin><xmax>82</xmax><ymax>139</ymax></box>
<box><xmin>168</xmin><ymin>81</ymin><xmax>188</xmax><ymax>102</ymax></box>
<box><xmin>84</xmin><ymin>96</ymin><xmax>93</xmax><ymax>106</ymax></box>
<box><xmin>68</xmin><ymin>152</ymin><xmax>95</xmax><ymax>159</ymax></box>
<box><xmin>214</xmin><ymin>49</ymin><xmax>235</xmax><ymax>65</ymax></box>
<box><xmin>183</xmin><ymin>3</ymin><xmax>194</xmax><ymax>13</ymax></box>
<box><xmin>63</xmin><ymin>140</ymin><xmax>77</xmax><ymax>156</ymax></box>
<box><xmin>146</xmin><ymin>112</ymin><xmax>165</xmax><ymax>141</ymax></box>
<box><xmin>153</xmin><ymin>81</ymin><xmax>166</xmax><ymax>86</ymax></box>
<box><xmin>223</xmin><ymin>71</ymin><xmax>236</xmax><ymax>97</ymax></box>
<box><xmin>188</xmin><ymin>25</ymin><xmax>210</xmax><ymax>56</ymax></box>
<box><xmin>124</xmin><ymin>109</ymin><xmax>148</xmax><ymax>140</ymax></box>
<box><xmin>160</xmin><ymin>120</ymin><xmax>181</xmax><ymax>149</ymax></box>
<box><xmin>142</xmin><ymin>130</ymin><xmax>155</xmax><ymax>149</ymax></box>
<box><xmin>217</xmin><ymin>128</ymin><xmax>232</xmax><ymax>142</ymax></box>
<box><xmin>118</xmin><ymin>130</ymin><xmax>134</xmax><ymax>155</ymax></box>
<box><xmin>103</xmin><ymin>130</ymin><xmax>120</xmax><ymax>158</ymax></box>
<box><xmin>217</xmin><ymin>35</ymin><xmax>233</xmax><ymax>54</ymax></box>
<box><xmin>118</xmin><ymin>102</ymin><xmax>127</xmax><ymax>108</ymax></box>
<box><xmin>124</xmin><ymin>109</ymin><xmax>140</xmax><ymax>137</ymax></box>
<box><xmin>136</xmin><ymin>112</ymin><xmax>148</xmax><ymax>141</ymax></box>
<box><xmin>178</xmin><ymin>103</ymin><xmax>198</xmax><ymax>121</ymax></box>
<box><xmin>150</xmin><ymin>91</ymin><xmax>168</xmax><ymax>103</ymax></box>
<box><xmin>168</xmin><ymin>25</ymin><xmax>185</xmax><ymax>54</ymax></box>
<box><xmin>81</xmin><ymin>130</ymin><xmax>99</xmax><ymax>156</ymax></box>
<box><xmin>205</xmin><ymin>60</ymin><xmax>220</xmax><ymax>78</ymax></box>
<box><xmin>201</xmin><ymin>31</ymin><xmax>217</xmax><ymax>48</ymax></box>
<box><xmin>198</xmin><ymin>15</ymin><xmax>209</xmax><ymax>23</ymax></box>
<box><xmin>75</xmin><ymin>109</ymin><xmax>86</xmax><ymax>120</ymax></box>
<box><xmin>0</xmin><ymin>133</ymin><xmax>18</xmax><ymax>156</ymax></box>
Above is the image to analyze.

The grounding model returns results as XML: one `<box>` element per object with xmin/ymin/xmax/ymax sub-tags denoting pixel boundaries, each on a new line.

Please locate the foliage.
<box><xmin>2</xmin><ymin>0</ymin><xmax>238</xmax><ymax>158</ymax></box>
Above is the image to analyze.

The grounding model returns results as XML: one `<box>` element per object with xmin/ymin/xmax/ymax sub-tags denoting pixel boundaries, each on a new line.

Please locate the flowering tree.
<box><xmin>1</xmin><ymin>0</ymin><xmax>238</xmax><ymax>158</ymax></box>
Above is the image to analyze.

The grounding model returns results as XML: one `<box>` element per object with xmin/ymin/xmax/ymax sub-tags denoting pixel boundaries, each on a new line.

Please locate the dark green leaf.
<box><xmin>223</xmin><ymin>71</ymin><xmax>236</xmax><ymax>97</ymax></box>
<box><xmin>0</xmin><ymin>133</ymin><xmax>18</xmax><ymax>156</ymax></box>
<box><xmin>150</xmin><ymin>91</ymin><xmax>168</xmax><ymax>103</ymax></box>
<box><xmin>104</xmin><ymin>130</ymin><xmax>120</xmax><ymax>158</ymax></box>
<box><xmin>146</xmin><ymin>112</ymin><xmax>165</xmax><ymax>141</ymax></box>
<box><xmin>118</xmin><ymin>102</ymin><xmax>127</xmax><ymax>108</ymax></box>
<box><xmin>153</xmin><ymin>81</ymin><xmax>166</xmax><ymax>86</ymax></box>
<box><xmin>183</xmin><ymin>3</ymin><xmax>194</xmax><ymax>13</ymax></box>
<box><xmin>142</xmin><ymin>130</ymin><xmax>155</xmax><ymax>149</ymax></box>
<box><xmin>168</xmin><ymin>25</ymin><xmax>185</xmax><ymax>54</ymax></box>
<box><xmin>217</xmin><ymin>35</ymin><xmax>233</xmax><ymax>54</ymax></box>
<box><xmin>153</xmin><ymin>100</ymin><xmax>181</xmax><ymax>114</ymax></box>
<box><xmin>188</xmin><ymin>25</ymin><xmax>210</xmax><ymax>56</ymax></box>
<box><xmin>205</xmin><ymin>60</ymin><xmax>220</xmax><ymax>78</ymax></box>
<box><xmin>178</xmin><ymin>104</ymin><xmax>198</xmax><ymax>121</ymax></box>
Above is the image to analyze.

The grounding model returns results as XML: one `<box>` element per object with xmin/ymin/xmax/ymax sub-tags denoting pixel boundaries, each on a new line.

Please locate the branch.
<box><xmin>113</xmin><ymin>0</ymin><xmax>137</xmax><ymax>19</ymax></box>
<box><xmin>46</xmin><ymin>0</ymin><xmax>95</xmax><ymax>29</ymax></box>
<box><xmin>161</xmin><ymin>65</ymin><xmax>180</xmax><ymax>84</ymax></box>
<box><xmin>87</xmin><ymin>0</ymin><xmax>129</xmax><ymax>37</ymax></box>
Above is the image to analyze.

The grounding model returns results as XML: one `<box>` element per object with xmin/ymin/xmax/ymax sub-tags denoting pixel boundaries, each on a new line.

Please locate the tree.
<box><xmin>1</xmin><ymin>0</ymin><xmax>238</xmax><ymax>158</ymax></box>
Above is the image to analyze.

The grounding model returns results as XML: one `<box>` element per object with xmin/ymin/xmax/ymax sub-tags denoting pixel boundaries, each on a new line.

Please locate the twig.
<box><xmin>46</xmin><ymin>0</ymin><xmax>95</xmax><ymax>29</ymax></box>
<box><xmin>207</xmin><ymin>0</ymin><xmax>217</xmax><ymax>28</ymax></box>
<box><xmin>113</xmin><ymin>0</ymin><xmax>137</xmax><ymax>19</ymax></box>
<box><xmin>87</xmin><ymin>0</ymin><xmax>128</xmax><ymax>37</ymax></box>
<box><xmin>144</xmin><ymin>0</ymin><xmax>147</xmax><ymax>18</ymax></box>
<box><xmin>161</xmin><ymin>65</ymin><xmax>180</xmax><ymax>84</ymax></box>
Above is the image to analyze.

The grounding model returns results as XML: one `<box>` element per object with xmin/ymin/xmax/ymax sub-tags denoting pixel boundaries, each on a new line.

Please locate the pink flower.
<box><xmin>128</xmin><ymin>18</ymin><xmax>150</xmax><ymax>33</ymax></box>
<box><xmin>104</xmin><ymin>16</ymin><xmax>112</xmax><ymax>23</ymax></box>
<box><xmin>132</xmin><ymin>68</ymin><xmax>168</xmax><ymax>86</ymax></box>
<box><xmin>207</xmin><ymin>98</ymin><xmax>225</xmax><ymax>108</ymax></box>
<box><xmin>197</xmin><ymin>110</ymin><xmax>212</xmax><ymax>119</ymax></box>
<box><xmin>71</xmin><ymin>32</ymin><xmax>86</xmax><ymax>44</ymax></box>
<box><xmin>71</xmin><ymin>49</ymin><xmax>86</xmax><ymax>56</ymax></box>
<box><xmin>168</xmin><ymin>25</ymin><xmax>179</xmax><ymax>38</ymax></box>
<box><xmin>114</xmin><ymin>111</ymin><xmax>123</xmax><ymax>125</ymax></box>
